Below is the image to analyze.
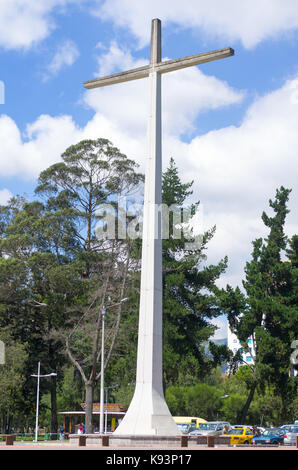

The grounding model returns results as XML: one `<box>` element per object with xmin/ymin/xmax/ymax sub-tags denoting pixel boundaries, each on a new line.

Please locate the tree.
<box><xmin>165</xmin><ymin>382</ymin><xmax>225</xmax><ymax>420</ymax></box>
<box><xmin>220</xmin><ymin>187</ymin><xmax>298</xmax><ymax>423</ymax></box>
<box><xmin>0</xmin><ymin>327</ymin><xmax>28</xmax><ymax>433</ymax></box>
<box><xmin>35</xmin><ymin>138</ymin><xmax>144</xmax><ymax>433</ymax></box>
<box><xmin>35</xmin><ymin>138</ymin><xmax>143</xmax><ymax>270</ymax></box>
<box><xmin>0</xmin><ymin>199</ymin><xmax>85</xmax><ymax>435</ymax></box>
<box><xmin>161</xmin><ymin>158</ymin><xmax>230</xmax><ymax>386</ymax></box>
<box><xmin>286</xmin><ymin>234</ymin><xmax>298</xmax><ymax>379</ymax></box>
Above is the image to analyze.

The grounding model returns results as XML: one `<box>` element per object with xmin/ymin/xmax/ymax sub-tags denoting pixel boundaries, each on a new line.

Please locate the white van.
<box><xmin>173</xmin><ymin>416</ymin><xmax>207</xmax><ymax>434</ymax></box>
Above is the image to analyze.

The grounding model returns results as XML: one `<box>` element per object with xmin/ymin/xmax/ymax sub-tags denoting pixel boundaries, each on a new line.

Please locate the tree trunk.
<box><xmin>7</xmin><ymin>415</ymin><xmax>12</xmax><ymax>434</ymax></box>
<box><xmin>50</xmin><ymin>375</ymin><xmax>58</xmax><ymax>439</ymax></box>
<box><xmin>2</xmin><ymin>414</ymin><xmax>6</xmax><ymax>433</ymax></box>
<box><xmin>236</xmin><ymin>383</ymin><xmax>256</xmax><ymax>424</ymax></box>
<box><xmin>85</xmin><ymin>381</ymin><xmax>94</xmax><ymax>433</ymax></box>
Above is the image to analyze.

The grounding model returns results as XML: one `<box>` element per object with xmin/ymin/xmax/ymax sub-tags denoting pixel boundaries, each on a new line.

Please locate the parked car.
<box><xmin>252</xmin><ymin>428</ymin><xmax>284</xmax><ymax>445</ymax></box>
<box><xmin>283</xmin><ymin>425</ymin><xmax>298</xmax><ymax>446</ymax></box>
<box><xmin>189</xmin><ymin>421</ymin><xmax>231</xmax><ymax>436</ymax></box>
<box><xmin>221</xmin><ymin>427</ymin><xmax>254</xmax><ymax>445</ymax></box>
<box><xmin>176</xmin><ymin>422</ymin><xmax>197</xmax><ymax>434</ymax></box>
<box><xmin>280</xmin><ymin>424</ymin><xmax>295</xmax><ymax>431</ymax></box>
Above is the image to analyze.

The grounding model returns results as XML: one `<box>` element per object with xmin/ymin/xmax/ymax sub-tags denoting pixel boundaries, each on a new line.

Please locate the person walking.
<box><xmin>59</xmin><ymin>425</ymin><xmax>65</xmax><ymax>442</ymax></box>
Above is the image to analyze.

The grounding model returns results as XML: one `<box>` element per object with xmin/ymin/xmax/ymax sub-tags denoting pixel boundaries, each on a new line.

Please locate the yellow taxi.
<box><xmin>220</xmin><ymin>427</ymin><xmax>254</xmax><ymax>445</ymax></box>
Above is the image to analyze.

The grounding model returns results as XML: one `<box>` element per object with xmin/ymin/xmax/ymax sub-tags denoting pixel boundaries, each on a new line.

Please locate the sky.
<box><xmin>1</xmin><ymin>0</ymin><xmax>298</xmax><ymax>339</ymax></box>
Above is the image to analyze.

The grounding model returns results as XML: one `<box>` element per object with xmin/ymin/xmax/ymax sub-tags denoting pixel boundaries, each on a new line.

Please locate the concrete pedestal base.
<box><xmin>110</xmin><ymin>435</ymin><xmax>182</xmax><ymax>447</ymax></box>
<box><xmin>69</xmin><ymin>434</ymin><xmax>232</xmax><ymax>447</ymax></box>
<box><xmin>113</xmin><ymin>386</ymin><xmax>179</xmax><ymax>436</ymax></box>
<box><xmin>69</xmin><ymin>434</ymin><xmax>182</xmax><ymax>447</ymax></box>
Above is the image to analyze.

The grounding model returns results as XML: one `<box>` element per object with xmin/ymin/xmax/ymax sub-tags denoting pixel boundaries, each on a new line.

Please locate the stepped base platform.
<box><xmin>70</xmin><ymin>434</ymin><xmax>183</xmax><ymax>447</ymax></box>
<box><xmin>69</xmin><ymin>433</ymin><xmax>231</xmax><ymax>447</ymax></box>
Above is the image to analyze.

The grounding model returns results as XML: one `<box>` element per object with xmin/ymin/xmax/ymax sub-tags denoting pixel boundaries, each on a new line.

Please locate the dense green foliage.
<box><xmin>219</xmin><ymin>187</ymin><xmax>298</xmax><ymax>423</ymax></box>
<box><xmin>0</xmin><ymin>141</ymin><xmax>297</xmax><ymax>432</ymax></box>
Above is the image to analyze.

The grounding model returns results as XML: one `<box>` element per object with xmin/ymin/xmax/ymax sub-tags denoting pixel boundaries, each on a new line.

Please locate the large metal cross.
<box><xmin>84</xmin><ymin>19</ymin><xmax>234</xmax><ymax>437</ymax></box>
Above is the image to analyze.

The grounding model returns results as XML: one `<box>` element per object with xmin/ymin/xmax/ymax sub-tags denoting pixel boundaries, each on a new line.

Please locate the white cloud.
<box><xmin>2</xmin><ymin>1</ymin><xmax>298</xmax><ymax>52</ymax></box>
<box><xmin>0</xmin><ymin>114</ymin><xmax>81</xmax><ymax>178</ymax></box>
<box><xmin>95</xmin><ymin>41</ymin><xmax>147</xmax><ymax>77</ymax></box>
<box><xmin>178</xmin><ymin>79</ymin><xmax>298</xmax><ymax>208</ymax></box>
<box><xmin>0</xmin><ymin>61</ymin><xmax>297</xmax><ymax>291</ymax></box>
<box><xmin>162</xmin><ymin>68</ymin><xmax>243</xmax><ymax>136</ymax></box>
<box><xmin>0</xmin><ymin>0</ymin><xmax>76</xmax><ymax>50</ymax></box>
<box><xmin>0</xmin><ymin>188</ymin><xmax>13</xmax><ymax>205</ymax></box>
<box><xmin>0</xmin><ymin>106</ymin><xmax>145</xmax><ymax>179</ymax></box>
<box><xmin>93</xmin><ymin>0</ymin><xmax>298</xmax><ymax>49</ymax></box>
<box><xmin>43</xmin><ymin>39</ymin><xmax>80</xmax><ymax>80</ymax></box>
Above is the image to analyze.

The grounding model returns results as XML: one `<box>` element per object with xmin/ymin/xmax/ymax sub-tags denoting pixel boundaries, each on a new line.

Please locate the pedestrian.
<box><xmin>59</xmin><ymin>425</ymin><xmax>65</xmax><ymax>442</ymax></box>
<box><xmin>78</xmin><ymin>423</ymin><xmax>83</xmax><ymax>434</ymax></box>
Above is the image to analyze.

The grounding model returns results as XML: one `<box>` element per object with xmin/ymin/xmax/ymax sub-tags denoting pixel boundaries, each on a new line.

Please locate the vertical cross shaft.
<box><xmin>114</xmin><ymin>19</ymin><xmax>178</xmax><ymax>436</ymax></box>
<box><xmin>150</xmin><ymin>18</ymin><xmax>161</xmax><ymax>65</ymax></box>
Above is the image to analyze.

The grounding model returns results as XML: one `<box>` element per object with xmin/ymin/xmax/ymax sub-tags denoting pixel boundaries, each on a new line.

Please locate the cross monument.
<box><xmin>84</xmin><ymin>19</ymin><xmax>234</xmax><ymax>436</ymax></box>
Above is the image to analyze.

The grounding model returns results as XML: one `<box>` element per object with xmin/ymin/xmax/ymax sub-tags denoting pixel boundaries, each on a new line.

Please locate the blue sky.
<box><xmin>1</xmin><ymin>1</ymin><xmax>298</xmax><ymax>338</ymax></box>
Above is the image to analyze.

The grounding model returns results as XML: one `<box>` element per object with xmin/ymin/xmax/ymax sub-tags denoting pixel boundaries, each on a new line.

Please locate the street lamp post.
<box><xmin>31</xmin><ymin>362</ymin><xmax>57</xmax><ymax>442</ymax></box>
<box><xmin>99</xmin><ymin>307</ymin><xmax>106</xmax><ymax>435</ymax></box>
<box><xmin>99</xmin><ymin>298</ymin><xmax>128</xmax><ymax>435</ymax></box>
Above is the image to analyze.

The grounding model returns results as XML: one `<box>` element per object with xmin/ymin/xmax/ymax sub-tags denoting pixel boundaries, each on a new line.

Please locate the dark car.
<box><xmin>252</xmin><ymin>428</ymin><xmax>284</xmax><ymax>446</ymax></box>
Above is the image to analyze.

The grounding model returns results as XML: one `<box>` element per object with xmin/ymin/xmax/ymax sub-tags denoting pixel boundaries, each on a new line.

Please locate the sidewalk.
<box><xmin>0</xmin><ymin>440</ymin><xmax>296</xmax><ymax>450</ymax></box>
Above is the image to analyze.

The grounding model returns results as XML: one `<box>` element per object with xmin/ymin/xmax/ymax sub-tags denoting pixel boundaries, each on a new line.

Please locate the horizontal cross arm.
<box><xmin>83</xmin><ymin>47</ymin><xmax>234</xmax><ymax>90</ymax></box>
<box><xmin>83</xmin><ymin>64</ymin><xmax>150</xmax><ymax>89</ymax></box>
<box><xmin>156</xmin><ymin>47</ymin><xmax>234</xmax><ymax>74</ymax></box>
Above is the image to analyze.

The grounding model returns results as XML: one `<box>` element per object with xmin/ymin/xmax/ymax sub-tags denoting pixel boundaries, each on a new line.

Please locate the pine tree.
<box><xmin>221</xmin><ymin>187</ymin><xmax>298</xmax><ymax>423</ymax></box>
<box><xmin>161</xmin><ymin>158</ymin><xmax>229</xmax><ymax>386</ymax></box>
